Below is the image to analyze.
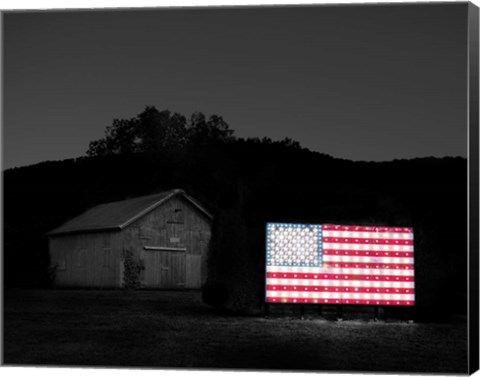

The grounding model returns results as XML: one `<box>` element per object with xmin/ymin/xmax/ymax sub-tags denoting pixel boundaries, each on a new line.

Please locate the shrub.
<box><xmin>47</xmin><ymin>263</ymin><xmax>58</xmax><ymax>289</ymax></box>
<box><xmin>202</xmin><ymin>281</ymin><xmax>229</xmax><ymax>308</ymax></box>
<box><xmin>123</xmin><ymin>249</ymin><xmax>145</xmax><ymax>290</ymax></box>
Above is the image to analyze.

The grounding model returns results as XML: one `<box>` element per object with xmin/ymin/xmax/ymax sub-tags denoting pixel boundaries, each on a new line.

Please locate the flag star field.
<box><xmin>265</xmin><ymin>223</ymin><xmax>415</xmax><ymax>306</ymax></box>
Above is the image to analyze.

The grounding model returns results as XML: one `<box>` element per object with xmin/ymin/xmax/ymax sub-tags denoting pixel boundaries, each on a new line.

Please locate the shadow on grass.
<box><xmin>3</xmin><ymin>289</ymin><xmax>468</xmax><ymax>373</ymax></box>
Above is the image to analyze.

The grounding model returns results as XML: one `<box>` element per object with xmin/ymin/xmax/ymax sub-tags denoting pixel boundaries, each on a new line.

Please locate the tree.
<box><xmin>187</xmin><ymin>112</ymin><xmax>234</xmax><ymax>146</ymax></box>
<box><xmin>86</xmin><ymin>106</ymin><xmax>235</xmax><ymax>157</ymax></box>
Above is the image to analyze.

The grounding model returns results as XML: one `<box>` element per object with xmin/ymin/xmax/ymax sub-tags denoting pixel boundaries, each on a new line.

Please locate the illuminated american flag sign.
<box><xmin>265</xmin><ymin>223</ymin><xmax>415</xmax><ymax>306</ymax></box>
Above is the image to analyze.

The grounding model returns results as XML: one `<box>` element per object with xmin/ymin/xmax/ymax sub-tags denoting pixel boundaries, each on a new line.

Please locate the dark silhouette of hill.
<box><xmin>3</xmin><ymin>110</ymin><xmax>467</xmax><ymax>320</ymax></box>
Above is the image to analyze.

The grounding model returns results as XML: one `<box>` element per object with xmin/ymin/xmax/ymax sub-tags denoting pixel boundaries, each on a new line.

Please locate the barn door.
<box><xmin>143</xmin><ymin>250</ymin><xmax>186</xmax><ymax>288</ymax></box>
<box><xmin>160</xmin><ymin>251</ymin><xmax>186</xmax><ymax>288</ymax></box>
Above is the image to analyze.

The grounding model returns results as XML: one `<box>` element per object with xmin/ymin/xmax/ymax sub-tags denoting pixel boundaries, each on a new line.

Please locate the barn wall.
<box><xmin>49</xmin><ymin>231</ymin><xmax>122</xmax><ymax>288</ymax></box>
<box><xmin>121</xmin><ymin>196</ymin><xmax>211</xmax><ymax>288</ymax></box>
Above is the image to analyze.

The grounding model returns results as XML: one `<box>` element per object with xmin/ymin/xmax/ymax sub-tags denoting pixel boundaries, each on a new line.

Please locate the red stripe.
<box><xmin>323</xmin><ymin>250</ymin><xmax>413</xmax><ymax>258</ymax></box>
<box><xmin>323</xmin><ymin>237</ymin><xmax>413</xmax><ymax>245</ymax></box>
<box><xmin>322</xmin><ymin>224</ymin><xmax>413</xmax><ymax>233</ymax></box>
<box><xmin>266</xmin><ymin>272</ymin><xmax>413</xmax><ymax>281</ymax></box>
<box><xmin>266</xmin><ymin>285</ymin><xmax>414</xmax><ymax>294</ymax></box>
<box><xmin>266</xmin><ymin>297</ymin><xmax>415</xmax><ymax>305</ymax></box>
<box><xmin>323</xmin><ymin>262</ymin><xmax>413</xmax><ymax>270</ymax></box>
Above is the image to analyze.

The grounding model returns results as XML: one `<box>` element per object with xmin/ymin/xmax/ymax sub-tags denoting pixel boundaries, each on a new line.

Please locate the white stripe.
<box><xmin>323</xmin><ymin>255</ymin><xmax>414</xmax><ymax>264</ymax></box>
<box><xmin>339</xmin><ymin>293</ymin><xmax>415</xmax><ymax>301</ymax></box>
<box><xmin>268</xmin><ymin>278</ymin><xmax>342</xmax><ymax>286</ymax></box>
<box><xmin>323</xmin><ymin>243</ymin><xmax>414</xmax><ymax>252</ymax></box>
<box><xmin>266</xmin><ymin>291</ymin><xmax>342</xmax><ymax>299</ymax></box>
<box><xmin>266</xmin><ymin>291</ymin><xmax>415</xmax><ymax>301</ymax></box>
<box><xmin>340</xmin><ymin>268</ymin><xmax>414</xmax><ymax>276</ymax></box>
<box><xmin>267</xmin><ymin>266</ymin><xmax>330</xmax><ymax>273</ymax></box>
<box><xmin>323</xmin><ymin>230</ymin><xmax>414</xmax><ymax>240</ymax></box>
<box><xmin>267</xmin><ymin>267</ymin><xmax>414</xmax><ymax>276</ymax></box>
<box><xmin>266</xmin><ymin>278</ymin><xmax>415</xmax><ymax>289</ymax></box>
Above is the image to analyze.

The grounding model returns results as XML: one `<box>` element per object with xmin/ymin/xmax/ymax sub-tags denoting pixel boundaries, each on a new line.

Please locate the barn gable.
<box><xmin>48</xmin><ymin>189</ymin><xmax>212</xmax><ymax>289</ymax></box>
<box><xmin>48</xmin><ymin>189</ymin><xmax>212</xmax><ymax>236</ymax></box>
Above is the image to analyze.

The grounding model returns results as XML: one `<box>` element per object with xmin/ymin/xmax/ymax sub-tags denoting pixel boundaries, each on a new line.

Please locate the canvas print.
<box><xmin>2</xmin><ymin>2</ymin><xmax>479</xmax><ymax>375</ymax></box>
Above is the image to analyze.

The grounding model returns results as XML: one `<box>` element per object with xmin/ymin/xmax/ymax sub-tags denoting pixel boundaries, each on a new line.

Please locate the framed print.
<box><xmin>2</xmin><ymin>1</ymin><xmax>479</xmax><ymax>375</ymax></box>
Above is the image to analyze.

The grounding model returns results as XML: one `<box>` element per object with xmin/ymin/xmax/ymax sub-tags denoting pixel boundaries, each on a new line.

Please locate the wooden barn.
<box><xmin>47</xmin><ymin>189</ymin><xmax>212</xmax><ymax>289</ymax></box>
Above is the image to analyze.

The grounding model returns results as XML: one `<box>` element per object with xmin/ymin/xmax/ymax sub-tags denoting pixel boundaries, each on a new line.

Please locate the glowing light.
<box><xmin>266</xmin><ymin>222</ymin><xmax>415</xmax><ymax>307</ymax></box>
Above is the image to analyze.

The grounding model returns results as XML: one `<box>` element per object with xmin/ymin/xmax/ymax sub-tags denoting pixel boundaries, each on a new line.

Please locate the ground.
<box><xmin>3</xmin><ymin>289</ymin><xmax>468</xmax><ymax>373</ymax></box>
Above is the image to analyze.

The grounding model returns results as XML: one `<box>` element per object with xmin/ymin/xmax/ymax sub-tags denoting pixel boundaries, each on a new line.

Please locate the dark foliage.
<box><xmin>4</xmin><ymin>108</ymin><xmax>467</xmax><ymax>321</ymax></box>
<box><xmin>86</xmin><ymin>106</ymin><xmax>235</xmax><ymax>157</ymax></box>
<box><xmin>123</xmin><ymin>249</ymin><xmax>145</xmax><ymax>290</ymax></box>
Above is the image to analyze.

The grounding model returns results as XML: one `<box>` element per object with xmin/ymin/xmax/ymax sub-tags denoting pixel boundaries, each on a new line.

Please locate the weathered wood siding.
<box><xmin>49</xmin><ymin>195</ymin><xmax>211</xmax><ymax>289</ymax></box>
<box><xmin>49</xmin><ymin>231</ymin><xmax>122</xmax><ymax>288</ymax></box>
<box><xmin>121</xmin><ymin>195</ymin><xmax>211</xmax><ymax>289</ymax></box>
<box><xmin>143</xmin><ymin>251</ymin><xmax>186</xmax><ymax>288</ymax></box>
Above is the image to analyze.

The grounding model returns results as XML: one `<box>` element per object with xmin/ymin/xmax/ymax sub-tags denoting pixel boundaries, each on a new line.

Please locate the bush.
<box><xmin>202</xmin><ymin>282</ymin><xmax>229</xmax><ymax>308</ymax></box>
<box><xmin>47</xmin><ymin>263</ymin><xmax>58</xmax><ymax>289</ymax></box>
<box><xmin>123</xmin><ymin>249</ymin><xmax>145</xmax><ymax>290</ymax></box>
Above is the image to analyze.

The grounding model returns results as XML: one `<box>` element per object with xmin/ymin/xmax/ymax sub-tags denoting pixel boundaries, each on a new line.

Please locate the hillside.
<box><xmin>3</xmin><ymin>141</ymin><xmax>467</xmax><ymax>319</ymax></box>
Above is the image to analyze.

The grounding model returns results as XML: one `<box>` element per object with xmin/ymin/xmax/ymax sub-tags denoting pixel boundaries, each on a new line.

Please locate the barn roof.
<box><xmin>47</xmin><ymin>189</ymin><xmax>212</xmax><ymax>236</ymax></box>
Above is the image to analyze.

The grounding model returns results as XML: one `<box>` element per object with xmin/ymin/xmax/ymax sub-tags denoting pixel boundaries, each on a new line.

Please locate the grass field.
<box><xmin>3</xmin><ymin>289</ymin><xmax>468</xmax><ymax>373</ymax></box>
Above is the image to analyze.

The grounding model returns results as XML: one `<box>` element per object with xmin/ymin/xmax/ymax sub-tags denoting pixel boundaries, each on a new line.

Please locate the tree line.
<box><xmin>4</xmin><ymin>106</ymin><xmax>468</xmax><ymax>321</ymax></box>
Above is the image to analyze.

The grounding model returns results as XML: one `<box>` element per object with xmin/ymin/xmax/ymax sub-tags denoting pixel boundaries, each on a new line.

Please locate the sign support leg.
<box><xmin>336</xmin><ymin>305</ymin><xmax>343</xmax><ymax>321</ymax></box>
<box><xmin>408</xmin><ymin>306</ymin><xmax>415</xmax><ymax>323</ymax></box>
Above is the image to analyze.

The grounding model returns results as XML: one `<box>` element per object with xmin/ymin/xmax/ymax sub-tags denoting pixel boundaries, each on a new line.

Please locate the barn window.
<box><xmin>167</xmin><ymin>208</ymin><xmax>185</xmax><ymax>241</ymax></box>
<box><xmin>102</xmin><ymin>248</ymin><xmax>111</xmax><ymax>268</ymax></box>
<box><xmin>173</xmin><ymin>208</ymin><xmax>184</xmax><ymax>223</ymax></box>
<box><xmin>167</xmin><ymin>208</ymin><xmax>184</xmax><ymax>224</ymax></box>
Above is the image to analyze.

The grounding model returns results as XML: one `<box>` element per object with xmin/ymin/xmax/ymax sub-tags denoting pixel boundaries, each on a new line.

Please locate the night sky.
<box><xmin>3</xmin><ymin>3</ymin><xmax>468</xmax><ymax>169</ymax></box>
